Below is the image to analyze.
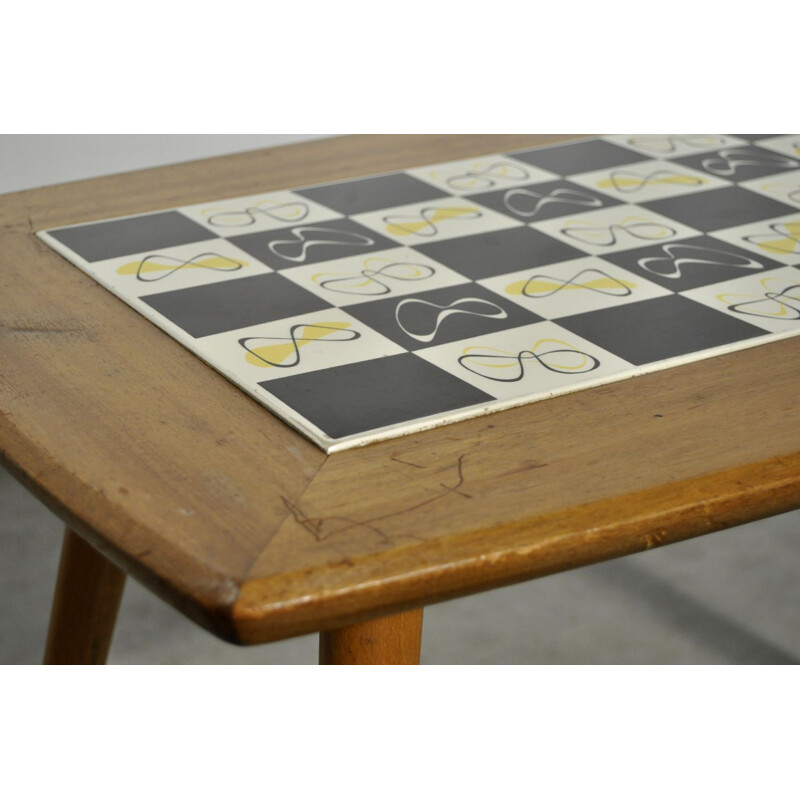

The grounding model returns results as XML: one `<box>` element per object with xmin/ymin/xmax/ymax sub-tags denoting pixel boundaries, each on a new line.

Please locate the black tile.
<box><xmin>643</xmin><ymin>187</ymin><xmax>796</xmax><ymax>232</ymax></box>
<box><xmin>558</xmin><ymin>295</ymin><xmax>764</xmax><ymax>365</ymax></box>
<box><xmin>414</xmin><ymin>226</ymin><xmax>585</xmax><ymax>281</ymax></box>
<box><xmin>509</xmin><ymin>140</ymin><xmax>646</xmax><ymax>175</ymax></box>
<box><xmin>262</xmin><ymin>353</ymin><xmax>494</xmax><ymax>439</ymax></box>
<box><xmin>729</xmin><ymin>134</ymin><xmax>775</xmax><ymax>142</ymax></box>
<box><xmin>228</xmin><ymin>218</ymin><xmax>397</xmax><ymax>270</ymax></box>
<box><xmin>467</xmin><ymin>179</ymin><xmax>622</xmax><ymax>223</ymax></box>
<box><xmin>602</xmin><ymin>236</ymin><xmax>786</xmax><ymax>290</ymax></box>
<box><xmin>141</xmin><ymin>273</ymin><xmax>330</xmax><ymax>338</ymax></box>
<box><xmin>48</xmin><ymin>211</ymin><xmax>214</xmax><ymax>263</ymax></box>
<box><xmin>296</xmin><ymin>173</ymin><xmax>446</xmax><ymax>215</ymax></box>
<box><xmin>346</xmin><ymin>283</ymin><xmax>542</xmax><ymax>351</ymax></box>
<box><xmin>672</xmin><ymin>146</ymin><xmax>800</xmax><ymax>181</ymax></box>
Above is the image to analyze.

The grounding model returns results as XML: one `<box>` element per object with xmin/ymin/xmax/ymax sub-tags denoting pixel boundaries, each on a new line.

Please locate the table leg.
<box><xmin>319</xmin><ymin>608</ymin><xmax>424</xmax><ymax>665</ymax></box>
<box><xmin>44</xmin><ymin>527</ymin><xmax>127</xmax><ymax>665</ymax></box>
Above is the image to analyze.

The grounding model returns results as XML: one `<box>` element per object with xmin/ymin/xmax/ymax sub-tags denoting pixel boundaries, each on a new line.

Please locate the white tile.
<box><xmin>196</xmin><ymin>308</ymin><xmax>404</xmax><ymax>386</ymax></box>
<box><xmin>738</xmin><ymin>169</ymin><xmax>800</xmax><ymax>209</ymax></box>
<box><xmin>351</xmin><ymin>196</ymin><xmax>521</xmax><ymax>245</ymax></box>
<box><xmin>179</xmin><ymin>190</ymin><xmax>341</xmax><ymax>236</ymax></box>
<box><xmin>711</xmin><ymin>213</ymin><xmax>800</xmax><ymax>265</ymax></box>
<box><xmin>532</xmin><ymin>204</ymin><xmax>700</xmax><ymax>256</ymax></box>
<box><xmin>87</xmin><ymin>238</ymin><xmax>272</xmax><ymax>296</ymax></box>
<box><xmin>603</xmin><ymin>134</ymin><xmax>747</xmax><ymax>158</ymax></box>
<box><xmin>681</xmin><ymin>266</ymin><xmax>800</xmax><ymax>333</ymax></box>
<box><xmin>279</xmin><ymin>246</ymin><xmax>469</xmax><ymax>306</ymax></box>
<box><xmin>478</xmin><ymin>256</ymin><xmax>672</xmax><ymax>319</ymax></box>
<box><xmin>752</xmin><ymin>135</ymin><xmax>800</xmax><ymax>162</ymax></box>
<box><xmin>570</xmin><ymin>159</ymin><xmax>729</xmax><ymax>203</ymax></box>
<box><xmin>417</xmin><ymin>320</ymin><xmax>633</xmax><ymax>401</ymax></box>
<box><xmin>406</xmin><ymin>154</ymin><xmax>555</xmax><ymax>195</ymax></box>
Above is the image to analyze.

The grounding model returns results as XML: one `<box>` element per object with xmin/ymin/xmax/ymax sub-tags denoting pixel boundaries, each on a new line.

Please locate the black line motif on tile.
<box><xmin>560</xmin><ymin>217</ymin><xmax>677</xmax><ymax>247</ymax></box>
<box><xmin>394</xmin><ymin>297</ymin><xmax>508</xmax><ymax>343</ymax></box>
<box><xmin>116</xmin><ymin>251</ymin><xmax>246</xmax><ymax>282</ymax></box>
<box><xmin>509</xmin><ymin>268</ymin><xmax>635</xmax><ymax>298</ymax></box>
<box><xmin>268</xmin><ymin>226</ymin><xmax>376</xmax><ymax>263</ymax></box>
<box><xmin>601</xmin><ymin>168</ymin><xmax>705</xmax><ymax>194</ymax></box>
<box><xmin>442</xmin><ymin>161</ymin><xmax>530</xmax><ymax>191</ymax></box>
<box><xmin>501</xmin><ymin>187</ymin><xmax>603</xmax><ymax>218</ymax></box>
<box><xmin>312</xmin><ymin>258</ymin><xmax>436</xmax><ymax>296</ymax></box>
<box><xmin>718</xmin><ymin>280</ymin><xmax>800</xmax><ymax>321</ymax></box>
<box><xmin>204</xmin><ymin>201</ymin><xmax>310</xmax><ymax>228</ymax></box>
<box><xmin>743</xmin><ymin>221</ymin><xmax>800</xmax><ymax>257</ymax></box>
<box><xmin>700</xmin><ymin>148</ymin><xmax>798</xmax><ymax>177</ymax></box>
<box><xmin>625</xmin><ymin>135</ymin><xmax>728</xmax><ymax>154</ymax></box>
<box><xmin>458</xmin><ymin>339</ymin><xmax>600</xmax><ymax>382</ymax></box>
<box><xmin>382</xmin><ymin>206</ymin><xmax>483</xmax><ymax>238</ymax></box>
<box><xmin>239</xmin><ymin>323</ymin><xmax>361</xmax><ymax>368</ymax></box>
<box><xmin>637</xmin><ymin>243</ymin><xmax>764</xmax><ymax>279</ymax></box>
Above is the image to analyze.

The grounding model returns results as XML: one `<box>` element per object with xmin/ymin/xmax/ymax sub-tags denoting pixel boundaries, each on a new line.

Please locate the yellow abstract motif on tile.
<box><xmin>717</xmin><ymin>277</ymin><xmax>800</xmax><ymax>319</ymax></box>
<box><xmin>561</xmin><ymin>216</ymin><xmax>676</xmax><ymax>247</ymax></box>
<box><xmin>244</xmin><ymin>322</ymin><xmax>355</xmax><ymax>368</ymax></box>
<box><xmin>759</xmin><ymin>180</ymin><xmax>800</xmax><ymax>205</ymax></box>
<box><xmin>461</xmin><ymin>339</ymin><xmax>598</xmax><ymax>377</ymax></box>
<box><xmin>747</xmin><ymin>220</ymin><xmax>800</xmax><ymax>255</ymax></box>
<box><xmin>505</xmin><ymin>273</ymin><xmax>636</xmax><ymax>297</ymax></box>
<box><xmin>597</xmin><ymin>170</ymin><xmax>705</xmax><ymax>192</ymax></box>
<box><xmin>429</xmin><ymin>161</ymin><xmax>529</xmax><ymax>191</ymax></box>
<box><xmin>311</xmin><ymin>257</ymin><xmax>435</xmax><ymax>295</ymax></box>
<box><xmin>384</xmin><ymin>206</ymin><xmax>481</xmax><ymax>237</ymax></box>
<box><xmin>202</xmin><ymin>201</ymin><xmax>309</xmax><ymax>228</ymax></box>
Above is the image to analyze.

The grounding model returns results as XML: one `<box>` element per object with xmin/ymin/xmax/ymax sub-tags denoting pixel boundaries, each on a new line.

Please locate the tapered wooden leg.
<box><xmin>319</xmin><ymin>608</ymin><xmax>424</xmax><ymax>665</ymax></box>
<box><xmin>44</xmin><ymin>527</ymin><xmax>127</xmax><ymax>665</ymax></box>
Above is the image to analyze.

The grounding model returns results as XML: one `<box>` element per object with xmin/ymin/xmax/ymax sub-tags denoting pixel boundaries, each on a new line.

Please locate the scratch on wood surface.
<box><xmin>390</xmin><ymin>456</ymin><xmax>425</xmax><ymax>469</ymax></box>
<box><xmin>215</xmin><ymin>431</ymin><xmax>235</xmax><ymax>446</ymax></box>
<box><xmin>4</xmin><ymin>326</ymin><xmax>82</xmax><ymax>335</ymax></box>
<box><xmin>279</xmin><ymin>454</ymin><xmax>470</xmax><ymax>546</ymax></box>
<box><xmin>499</xmin><ymin>460</ymin><xmax>549</xmax><ymax>478</ymax></box>
<box><xmin>439</xmin><ymin>454</ymin><xmax>471</xmax><ymax>498</ymax></box>
<box><xmin>280</xmin><ymin>495</ymin><xmax>391</xmax><ymax>543</ymax></box>
<box><xmin>0</xmin><ymin>316</ymin><xmax>93</xmax><ymax>341</ymax></box>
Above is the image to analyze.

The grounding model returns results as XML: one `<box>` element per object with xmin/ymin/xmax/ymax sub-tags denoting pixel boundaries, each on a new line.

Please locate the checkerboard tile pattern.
<box><xmin>39</xmin><ymin>136</ymin><xmax>800</xmax><ymax>451</ymax></box>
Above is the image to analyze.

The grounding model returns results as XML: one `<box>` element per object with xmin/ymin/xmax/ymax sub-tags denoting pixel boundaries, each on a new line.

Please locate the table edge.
<box><xmin>231</xmin><ymin>449</ymin><xmax>800</xmax><ymax>644</ymax></box>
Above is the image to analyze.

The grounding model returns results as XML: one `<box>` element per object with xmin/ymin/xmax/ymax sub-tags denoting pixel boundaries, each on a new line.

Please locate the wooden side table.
<box><xmin>2</xmin><ymin>134</ymin><xmax>799</xmax><ymax>664</ymax></box>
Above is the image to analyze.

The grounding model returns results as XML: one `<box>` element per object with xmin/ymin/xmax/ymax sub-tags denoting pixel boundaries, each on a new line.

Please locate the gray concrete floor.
<box><xmin>2</xmin><ymin>463</ymin><xmax>798</xmax><ymax>664</ymax></box>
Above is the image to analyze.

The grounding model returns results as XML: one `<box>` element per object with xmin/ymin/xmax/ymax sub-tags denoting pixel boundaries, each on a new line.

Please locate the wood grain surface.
<box><xmin>319</xmin><ymin>608</ymin><xmax>424</xmax><ymax>665</ymax></box>
<box><xmin>44</xmin><ymin>527</ymin><xmax>127</xmax><ymax>664</ymax></box>
<box><xmin>2</xmin><ymin>134</ymin><xmax>799</xmax><ymax>645</ymax></box>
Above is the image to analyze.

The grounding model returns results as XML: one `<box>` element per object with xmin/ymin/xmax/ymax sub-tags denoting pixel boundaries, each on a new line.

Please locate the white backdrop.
<box><xmin>0</xmin><ymin>134</ymin><xmax>329</xmax><ymax>195</ymax></box>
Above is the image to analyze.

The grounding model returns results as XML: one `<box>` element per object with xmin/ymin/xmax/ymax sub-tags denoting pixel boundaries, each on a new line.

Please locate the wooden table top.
<box><xmin>2</xmin><ymin>134</ymin><xmax>800</xmax><ymax>646</ymax></box>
